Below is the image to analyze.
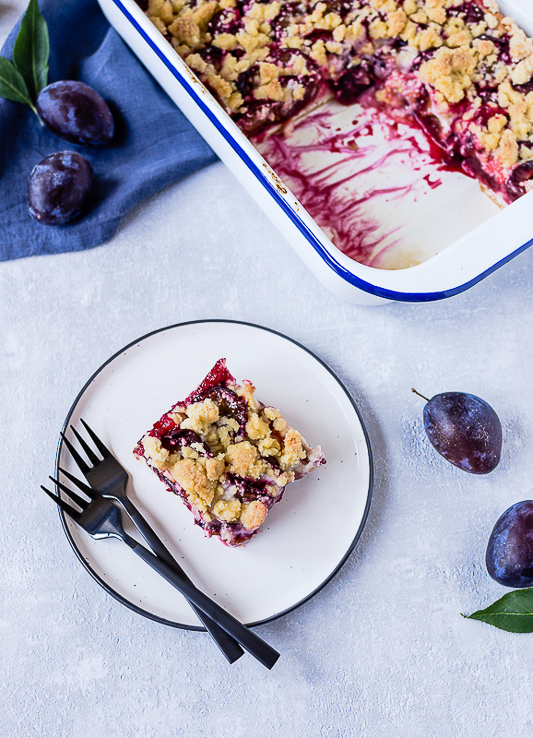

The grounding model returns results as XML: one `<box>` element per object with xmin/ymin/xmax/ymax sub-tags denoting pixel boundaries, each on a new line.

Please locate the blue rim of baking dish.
<box><xmin>109</xmin><ymin>0</ymin><xmax>533</xmax><ymax>302</ymax></box>
<box><xmin>55</xmin><ymin>319</ymin><xmax>374</xmax><ymax>631</ymax></box>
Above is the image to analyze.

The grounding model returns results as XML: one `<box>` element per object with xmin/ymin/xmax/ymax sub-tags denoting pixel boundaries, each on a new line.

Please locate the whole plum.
<box><xmin>413</xmin><ymin>389</ymin><xmax>502</xmax><ymax>474</ymax></box>
<box><xmin>36</xmin><ymin>81</ymin><xmax>114</xmax><ymax>146</ymax></box>
<box><xmin>27</xmin><ymin>151</ymin><xmax>94</xmax><ymax>225</ymax></box>
<box><xmin>486</xmin><ymin>501</ymin><xmax>533</xmax><ymax>587</ymax></box>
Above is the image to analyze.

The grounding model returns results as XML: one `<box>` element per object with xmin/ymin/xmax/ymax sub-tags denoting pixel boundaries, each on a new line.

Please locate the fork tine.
<box><xmin>41</xmin><ymin>485</ymin><xmax>81</xmax><ymax>520</ymax></box>
<box><xmin>50</xmin><ymin>476</ymin><xmax>89</xmax><ymax>511</ymax></box>
<box><xmin>58</xmin><ymin>467</ymin><xmax>96</xmax><ymax>499</ymax></box>
<box><xmin>70</xmin><ymin>425</ymin><xmax>101</xmax><ymax>466</ymax></box>
<box><xmin>79</xmin><ymin>418</ymin><xmax>110</xmax><ymax>458</ymax></box>
<box><xmin>60</xmin><ymin>432</ymin><xmax>90</xmax><ymax>474</ymax></box>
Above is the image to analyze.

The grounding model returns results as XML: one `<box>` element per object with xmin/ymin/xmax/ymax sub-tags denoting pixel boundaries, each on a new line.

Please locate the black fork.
<box><xmin>42</xmin><ymin>477</ymin><xmax>279</xmax><ymax>670</ymax></box>
<box><xmin>60</xmin><ymin>420</ymin><xmax>244</xmax><ymax>664</ymax></box>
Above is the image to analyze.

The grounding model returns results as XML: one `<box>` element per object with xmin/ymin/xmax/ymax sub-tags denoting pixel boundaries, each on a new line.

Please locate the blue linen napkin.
<box><xmin>0</xmin><ymin>0</ymin><xmax>218</xmax><ymax>261</ymax></box>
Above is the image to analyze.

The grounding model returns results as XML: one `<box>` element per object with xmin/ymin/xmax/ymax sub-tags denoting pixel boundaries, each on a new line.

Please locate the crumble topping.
<box><xmin>226</xmin><ymin>440</ymin><xmax>265</xmax><ymax>478</ymax></box>
<box><xmin>134</xmin><ymin>358</ymin><xmax>325</xmax><ymax>546</ymax></box>
<box><xmin>419</xmin><ymin>47</ymin><xmax>477</xmax><ymax>104</ymax></box>
<box><xmin>206</xmin><ymin>455</ymin><xmax>226</xmax><ymax>480</ymax></box>
<box><xmin>171</xmin><ymin>458</ymin><xmax>216</xmax><ymax>510</ymax></box>
<box><xmin>213</xmin><ymin>497</ymin><xmax>242</xmax><ymax>521</ymax></box>
<box><xmin>181</xmin><ymin>398</ymin><xmax>220</xmax><ymax>432</ymax></box>
<box><xmin>240</xmin><ymin>500</ymin><xmax>268</xmax><ymax>529</ymax></box>
<box><xmin>139</xmin><ymin>0</ymin><xmax>533</xmax><ymax>203</ymax></box>
<box><xmin>142</xmin><ymin>434</ymin><xmax>169</xmax><ymax>467</ymax></box>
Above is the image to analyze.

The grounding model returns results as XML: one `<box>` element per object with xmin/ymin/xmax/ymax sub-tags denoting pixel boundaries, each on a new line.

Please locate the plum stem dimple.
<box><xmin>411</xmin><ymin>388</ymin><xmax>430</xmax><ymax>402</ymax></box>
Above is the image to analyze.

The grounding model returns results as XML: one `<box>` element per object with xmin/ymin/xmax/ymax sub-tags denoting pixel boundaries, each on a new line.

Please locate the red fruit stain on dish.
<box><xmin>252</xmin><ymin>93</ymin><xmax>460</xmax><ymax>266</ymax></box>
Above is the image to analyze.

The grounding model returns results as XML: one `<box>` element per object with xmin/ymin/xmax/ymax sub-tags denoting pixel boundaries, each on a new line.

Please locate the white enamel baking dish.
<box><xmin>98</xmin><ymin>0</ymin><xmax>533</xmax><ymax>305</ymax></box>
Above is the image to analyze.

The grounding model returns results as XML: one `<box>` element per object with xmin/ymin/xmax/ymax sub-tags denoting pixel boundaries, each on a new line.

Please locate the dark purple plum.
<box><xmin>197</xmin><ymin>45</ymin><xmax>224</xmax><ymax>70</ymax></box>
<box><xmin>448</xmin><ymin>1</ymin><xmax>485</xmax><ymax>23</ymax></box>
<box><xmin>270</xmin><ymin>2</ymin><xmax>307</xmax><ymax>39</ymax></box>
<box><xmin>505</xmin><ymin>160</ymin><xmax>533</xmax><ymax>202</ymax></box>
<box><xmin>486</xmin><ymin>501</ymin><xmax>533</xmax><ymax>587</ymax></box>
<box><xmin>235</xmin><ymin>67</ymin><xmax>255</xmax><ymax>99</ymax></box>
<box><xmin>235</xmin><ymin>100</ymin><xmax>276</xmax><ymax>134</ymax></box>
<box><xmin>207</xmin><ymin>7</ymin><xmax>242</xmax><ymax>36</ymax></box>
<box><xmin>27</xmin><ymin>151</ymin><xmax>94</xmax><ymax>225</ymax></box>
<box><xmin>226</xmin><ymin>473</ymin><xmax>270</xmax><ymax>500</ymax></box>
<box><xmin>197</xmin><ymin>386</ymin><xmax>248</xmax><ymax>427</ymax></box>
<box><xmin>160</xmin><ymin>428</ymin><xmax>212</xmax><ymax>455</ymax></box>
<box><xmin>36</xmin><ymin>81</ymin><xmax>114</xmax><ymax>146</ymax></box>
<box><xmin>419</xmin><ymin>113</ymin><xmax>444</xmax><ymax>144</ymax></box>
<box><xmin>331</xmin><ymin>62</ymin><xmax>375</xmax><ymax>105</ymax></box>
<box><xmin>413</xmin><ymin>390</ymin><xmax>502</xmax><ymax>474</ymax></box>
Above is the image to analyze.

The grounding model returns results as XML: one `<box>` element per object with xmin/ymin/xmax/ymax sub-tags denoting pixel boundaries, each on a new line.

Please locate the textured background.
<box><xmin>2</xmin><ymin>2</ymin><xmax>533</xmax><ymax>736</ymax></box>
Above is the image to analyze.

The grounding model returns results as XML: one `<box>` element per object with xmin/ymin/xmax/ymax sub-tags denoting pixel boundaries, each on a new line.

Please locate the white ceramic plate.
<box><xmin>56</xmin><ymin>320</ymin><xmax>373</xmax><ymax>628</ymax></box>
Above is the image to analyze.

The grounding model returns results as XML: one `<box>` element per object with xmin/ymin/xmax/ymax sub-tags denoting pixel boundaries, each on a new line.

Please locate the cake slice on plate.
<box><xmin>134</xmin><ymin>359</ymin><xmax>326</xmax><ymax>546</ymax></box>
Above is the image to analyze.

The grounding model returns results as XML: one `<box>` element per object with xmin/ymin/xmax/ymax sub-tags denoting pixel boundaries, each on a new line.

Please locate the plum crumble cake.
<box><xmin>138</xmin><ymin>0</ymin><xmax>533</xmax><ymax>204</ymax></box>
<box><xmin>134</xmin><ymin>359</ymin><xmax>326</xmax><ymax>546</ymax></box>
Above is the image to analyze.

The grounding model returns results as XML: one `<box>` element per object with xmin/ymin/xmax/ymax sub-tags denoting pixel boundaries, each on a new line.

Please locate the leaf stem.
<box><xmin>29</xmin><ymin>102</ymin><xmax>44</xmax><ymax>125</ymax></box>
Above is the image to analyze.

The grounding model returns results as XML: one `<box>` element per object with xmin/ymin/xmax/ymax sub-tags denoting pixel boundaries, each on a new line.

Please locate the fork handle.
<box><xmin>123</xmin><ymin>500</ymin><xmax>244</xmax><ymax>664</ymax></box>
<box><xmin>124</xmin><ymin>535</ymin><xmax>280</xmax><ymax>670</ymax></box>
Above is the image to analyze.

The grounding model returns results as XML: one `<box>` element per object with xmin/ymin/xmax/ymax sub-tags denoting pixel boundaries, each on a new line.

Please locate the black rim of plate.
<box><xmin>55</xmin><ymin>319</ymin><xmax>374</xmax><ymax>630</ymax></box>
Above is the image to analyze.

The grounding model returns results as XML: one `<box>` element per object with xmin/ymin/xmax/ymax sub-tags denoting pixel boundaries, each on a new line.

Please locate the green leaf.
<box><xmin>464</xmin><ymin>588</ymin><xmax>533</xmax><ymax>633</ymax></box>
<box><xmin>0</xmin><ymin>56</ymin><xmax>35</xmax><ymax>107</ymax></box>
<box><xmin>13</xmin><ymin>0</ymin><xmax>49</xmax><ymax>101</ymax></box>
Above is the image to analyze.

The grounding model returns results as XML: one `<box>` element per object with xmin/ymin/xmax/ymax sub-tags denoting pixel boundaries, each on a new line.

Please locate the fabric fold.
<box><xmin>0</xmin><ymin>0</ymin><xmax>217</xmax><ymax>261</ymax></box>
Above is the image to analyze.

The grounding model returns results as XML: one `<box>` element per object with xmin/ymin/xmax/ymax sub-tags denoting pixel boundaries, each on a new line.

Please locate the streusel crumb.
<box><xmin>241</xmin><ymin>500</ymin><xmax>268</xmax><ymax>529</ymax></box>
<box><xmin>142</xmin><ymin>435</ymin><xmax>169</xmax><ymax>469</ymax></box>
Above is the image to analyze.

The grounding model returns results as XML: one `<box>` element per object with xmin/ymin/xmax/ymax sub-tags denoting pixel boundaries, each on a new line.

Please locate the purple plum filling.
<box><xmin>160</xmin><ymin>428</ymin><xmax>213</xmax><ymax>455</ymax></box>
<box><xmin>141</xmin><ymin>0</ymin><xmax>533</xmax><ymax>205</ymax></box>
<box><xmin>134</xmin><ymin>359</ymin><xmax>325</xmax><ymax>546</ymax></box>
<box><xmin>330</xmin><ymin>62</ymin><xmax>376</xmax><ymax>106</ymax></box>
<box><xmin>192</xmin><ymin>386</ymin><xmax>248</xmax><ymax>427</ymax></box>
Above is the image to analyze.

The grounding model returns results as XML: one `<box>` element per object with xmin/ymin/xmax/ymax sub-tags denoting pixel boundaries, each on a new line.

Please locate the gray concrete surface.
<box><xmin>2</xmin><ymin>2</ymin><xmax>533</xmax><ymax>736</ymax></box>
